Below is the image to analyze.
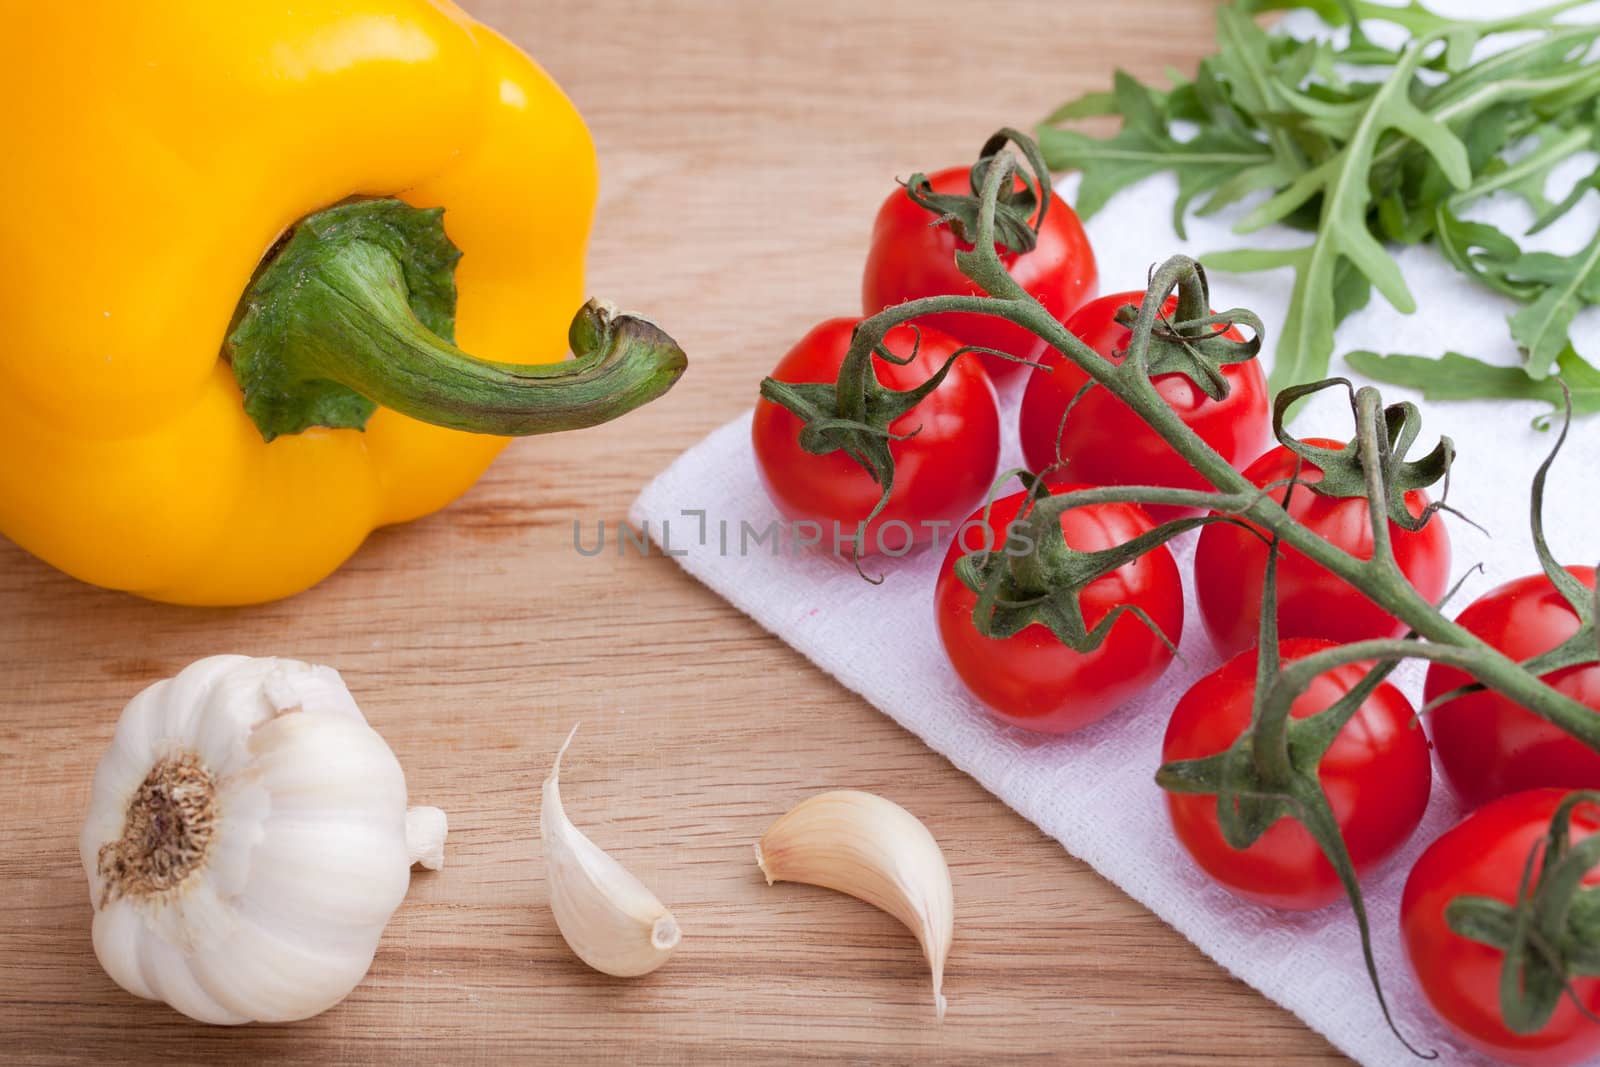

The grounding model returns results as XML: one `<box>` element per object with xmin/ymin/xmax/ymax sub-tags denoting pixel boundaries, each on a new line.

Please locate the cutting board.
<box><xmin>0</xmin><ymin>1</ymin><xmax>1346</xmax><ymax>1061</ymax></box>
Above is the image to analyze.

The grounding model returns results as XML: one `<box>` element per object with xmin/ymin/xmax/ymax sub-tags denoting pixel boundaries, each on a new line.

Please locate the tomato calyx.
<box><xmin>1269</xmin><ymin>377</ymin><xmax>1456</xmax><ymax>533</ymax></box>
<box><xmin>902</xmin><ymin>128</ymin><xmax>1053</xmax><ymax>255</ymax></box>
<box><xmin>1029</xmin><ymin>258</ymin><xmax>1265</xmax><ymax>490</ymax></box>
<box><xmin>1158</xmin><ymin>660</ymin><xmax>1436</xmax><ymax>1062</ymax></box>
<box><xmin>1105</xmin><ymin>263</ymin><xmax>1262</xmax><ymax>403</ymax></box>
<box><xmin>1159</xmin><ymin>495</ymin><xmax>1436</xmax><ymax>1057</ymax></box>
<box><xmin>758</xmin><ymin>324</ymin><xmax>1011</xmax><ymax>574</ymax></box>
<box><xmin>954</xmin><ymin>474</ymin><xmax>1213</xmax><ymax>651</ymax></box>
<box><xmin>1446</xmin><ymin>791</ymin><xmax>1600</xmax><ymax>1036</ymax></box>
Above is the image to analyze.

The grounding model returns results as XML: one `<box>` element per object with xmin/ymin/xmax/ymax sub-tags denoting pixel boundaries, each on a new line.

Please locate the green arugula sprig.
<box><xmin>1039</xmin><ymin>0</ymin><xmax>1600</xmax><ymax>406</ymax></box>
<box><xmin>1347</xmin><ymin>346</ymin><xmax>1600</xmax><ymax>427</ymax></box>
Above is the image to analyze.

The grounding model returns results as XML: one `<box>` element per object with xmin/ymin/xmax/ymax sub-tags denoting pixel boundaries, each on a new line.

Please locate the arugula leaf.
<box><xmin>1534</xmin><ymin>159</ymin><xmax>1600</xmax><ymax>235</ymax></box>
<box><xmin>1432</xmin><ymin>205</ymin><xmax>1532</xmax><ymax>300</ymax></box>
<box><xmin>1038</xmin><ymin>0</ymin><xmax>1600</xmax><ymax>412</ymax></box>
<box><xmin>1347</xmin><ymin>347</ymin><xmax>1600</xmax><ymax>428</ymax></box>
<box><xmin>1041</xmin><ymin>91</ymin><xmax>1115</xmax><ymax>125</ymax></box>
<box><xmin>1039</xmin><ymin>71</ymin><xmax>1273</xmax><ymax>239</ymax></box>
<box><xmin>1495</xmin><ymin>125</ymin><xmax>1589</xmax><ymax>219</ymax></box>
<box><xmin>1506</xmin><ymin>235</ymin><xmax>1600</xmax><ymax>377</ymax></box>
<box><xmin>1224</xmin><ymin>41</ymin><xmax>1470</xmax><ymax>391</ymax></box>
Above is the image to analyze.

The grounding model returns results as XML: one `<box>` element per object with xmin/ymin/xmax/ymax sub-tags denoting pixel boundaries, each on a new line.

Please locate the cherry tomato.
<box><xmin>753</xmin><ymin>318</ymin><xmax>1000</xmax><ymax>556</ymax></box>
<box><xmin>1426</xmin><ymin>568</ymin><xmax>1600</xmax><ymax>809</ymax></box>
<box><xmin>1194</xmin><ymin>439</ymin><xmax>1452</xmax><ymax>659</ymax></box>
<box><xmin>934</xmin><ymin>484</ymin><xmax>1182</xmax><ymax>733</ymax></box>
<box><xmin>1018</xmin><ymin>291</ymin><xmax>1270</xmax><ymax>520</ymax></box>
<box><xmin>1402</xmin><ymin>789</ymin><xmax>1600</xmax><ymax>1067</ymax></box>
<box><xmin>1162</xmin><ymin>638</ymin><xmax>1432</xmax><ymax>910</ymax></box>
<box><xmin>862</xmin><ymin>165</ymin><xmax>1096</xmax><ymax>384</ymax></box>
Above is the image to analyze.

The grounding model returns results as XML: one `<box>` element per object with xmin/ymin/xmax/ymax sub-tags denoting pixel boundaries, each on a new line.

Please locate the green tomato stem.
<box><xmin>845</xmin><ymin>159</ymin><xmax>1600</xmax><ymax>754</ymax></box>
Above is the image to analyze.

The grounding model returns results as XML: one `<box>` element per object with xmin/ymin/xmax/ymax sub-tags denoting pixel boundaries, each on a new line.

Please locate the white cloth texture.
<box><xmin>630</xmin><ymin>3</ymin><xmax>1600</xmax><ymax>1062</ymax></box>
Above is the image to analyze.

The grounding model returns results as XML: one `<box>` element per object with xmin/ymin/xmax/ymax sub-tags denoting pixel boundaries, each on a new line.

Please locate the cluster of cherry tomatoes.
<box><xmin>752</xmin><ymin>154</ymin><xmax>1600</xmax><ymax>1065</ymax></box>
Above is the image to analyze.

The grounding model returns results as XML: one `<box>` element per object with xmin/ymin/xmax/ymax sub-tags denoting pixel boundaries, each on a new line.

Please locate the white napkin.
<box><xmin>630</xmin><ymin>4</ymin><xmax>1600</xmax><ymax>1061</ymax></box>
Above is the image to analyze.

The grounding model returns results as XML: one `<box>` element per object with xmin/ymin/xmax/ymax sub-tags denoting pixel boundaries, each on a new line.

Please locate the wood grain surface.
<box><xmin>0</xmin><ymin>1</ymin><xmax>1350</xmax><ymax>1063</ymax></box>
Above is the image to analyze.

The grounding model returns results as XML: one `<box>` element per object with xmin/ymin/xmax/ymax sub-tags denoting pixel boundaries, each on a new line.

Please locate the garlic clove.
<box><xmin>126</xmin><ymin>918</ymin><xmax>239</xmax><ymax>1026</ymax></box>
<box><xmin>755</xmin><ymin>789</ymin><xmax>954</xmax><ymax>1018</ymax></box>
<box><xmin>246</xmin><ymin>818</ymin><xmax>411</xmax><ymax>926</ymax></box>
<box><xmin>189</xmin><ymin>911</ymin><xmax>371</xmax><ymax>1024</ymax></box>
<box><xmin>90</xmin><ymin>899</ymin><xmax>159</xmax><ymax>1003</ymax></box>
<box><xmin>540</xmin><ymin>725</ymin><xmax>680</xmax><ymax>977</ymax></box>
<box><xmin>168</xmin><ymin>656</ymin><xmax>253</xmax><ymax>758</ymax></box>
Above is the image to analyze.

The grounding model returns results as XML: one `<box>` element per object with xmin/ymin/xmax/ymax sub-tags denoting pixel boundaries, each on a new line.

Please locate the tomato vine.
<box><xmin>830</xmin><ymin>129</ymin><xmax>1600</xmax><ymax>1055</ymax></box>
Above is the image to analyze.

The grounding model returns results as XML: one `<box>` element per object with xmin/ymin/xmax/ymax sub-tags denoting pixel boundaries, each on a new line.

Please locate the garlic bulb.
<box><xmin>541</xmin><ymin>725</ymin><xmax>680</xmax><ymax>976</ymax></box>
<box><xmin>80</xmin><ymin>655</ymin><xmax>446</xmax><ymax>1025</ymax></box>
<box><xmin>756</xmin><ymin>790</ymin><xmax>954</xmax><ymax>1017</ymax></box>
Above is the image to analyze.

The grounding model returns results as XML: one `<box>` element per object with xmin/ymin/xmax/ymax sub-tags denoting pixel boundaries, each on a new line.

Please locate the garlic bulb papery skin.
<box><xmin>756</xmin><ymin>789</ymin><xmax>954</xmax><ymax>1017</ymax></box>
<box><xmin>80</xmin><ymin>655</ymin><xmax>446</xmax><ymax>1025</ymax></box>
<box><xmin>541</xmin><ymin>725</ymin><xmax>680</xmax><ymax>977</ymax></box>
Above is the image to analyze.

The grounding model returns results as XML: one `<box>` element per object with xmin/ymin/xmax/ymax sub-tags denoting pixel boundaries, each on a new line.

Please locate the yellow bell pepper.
<box><xmin>0</xmin><ymin>2</ymin><xmax>685</xmax><ymax>605</ymax></box>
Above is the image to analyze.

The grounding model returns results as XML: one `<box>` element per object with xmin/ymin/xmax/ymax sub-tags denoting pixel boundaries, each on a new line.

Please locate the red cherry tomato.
<box><xmin>1018</xmin><ymin>291</ymin><xmax>1270</xmax><ymax>520</ymax></box>
<box><xmin>1427</xmin><ymin>568</ymin><xmax>1600</xmax><ymax>809</ymax></box>
<box><xmin>1194</xmin><ymin>439</ymin><xmax>1452</xmax><ymax>659</ymax></box>
<box><xmin>752</xmin><ymin>318</ymin><xmax>1000</xmax><ymax>556</ymax></box>
<box><xmin>933</xmin><ymin>484</ymin><xmax>1183</xmax><ymax>733</ymax></box>
<box><xmin>1162</xmin><ymin>638</ymin><xmax>1432</xmax><ymax>910</ymax></box>
<box><xmin>1402</xmin><ymin>789</ymin><xmax>1600</xmax><ymax>1067</ymax></box>
<box><xmin>862</xmin><ymin>165</ymin><xmax>1097</xmax><ymax>384</ymax></box>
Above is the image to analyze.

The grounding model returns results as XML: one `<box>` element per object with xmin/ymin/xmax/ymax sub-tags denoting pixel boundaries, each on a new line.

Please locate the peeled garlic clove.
<box><xmin>756</xmin><ymin>789</ymin><xmax>954</xmax><ymax>1017</ymax></box>
<box><xmin>540</xmin><ymin>725</ymin><xmax>680</xmax><ymax>977</ymax></box>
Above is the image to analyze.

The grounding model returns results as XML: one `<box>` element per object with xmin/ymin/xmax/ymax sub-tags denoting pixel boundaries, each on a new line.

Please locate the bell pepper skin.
<box><xmin>0</xmin><ymin>3</ymin><xmax>609</xmax><ymax>605</ymax></box>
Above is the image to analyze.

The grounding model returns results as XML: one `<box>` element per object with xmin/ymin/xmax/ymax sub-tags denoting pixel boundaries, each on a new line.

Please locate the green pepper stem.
<box><xmin>227</xmin><ymin>199</ymin><xmax>686</xmax><ymax>441</ymax></box>
<box><xmin>295</xmin><ymin>241</ymin><xmax>683</xmax><ymax>435</ymax></box>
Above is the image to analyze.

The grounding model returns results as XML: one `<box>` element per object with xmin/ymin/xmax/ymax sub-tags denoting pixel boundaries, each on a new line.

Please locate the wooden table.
<box><xmin>0</xmin><ymin>1</ymin><xmax>1347</xmax><ymax>1062</ymax></box>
